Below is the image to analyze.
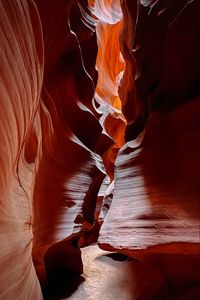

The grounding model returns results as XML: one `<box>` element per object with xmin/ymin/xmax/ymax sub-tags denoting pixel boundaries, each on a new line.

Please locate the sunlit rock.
<box><xmin>0</xmin><ymin>0</ymin><xmax>199</xmax><ymax>298</ymax></box>
<box><xmin>98</xmin><ymin>0</ymin><xmax>200</xmax><ymax>296</ymax></box>
<box><xmin>0</xmin><ymin>0</ymin><xmax>43</xmax><ymax>298</ymax></box>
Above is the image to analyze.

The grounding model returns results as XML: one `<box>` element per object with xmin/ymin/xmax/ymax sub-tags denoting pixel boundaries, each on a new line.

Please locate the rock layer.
<box><xmin>99</xmin><ymin>0</ymin><xmax>200</xmax><ymax>255</ymax></box>
<box><xmin>98</xmin><ymin>0</ymin><xmax>200</xmax><ymax>296</ymax></box>
<box><xmin>0</xmin><ymin>0</ymin><xmax>43</xmax><ymax>299</ymax></box>
<box><xmin>99</xmin><ymin>98</ymin><xmax>200</xmax><ymax>252</ymax></box>
<box><xmin>0</xmin><ymin>0</ymin><xmax>106</xmax><ymax>298</ymax></box>
<box><xmin>0</xmin><ymin>0</ymin><xmax>200</xmax><ymax>299</ymax></box>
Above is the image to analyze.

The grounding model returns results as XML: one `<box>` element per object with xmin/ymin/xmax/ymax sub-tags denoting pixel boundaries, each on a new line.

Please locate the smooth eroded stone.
<box><xmin>98</xmin><ymin>97</ymin><xmax>200</xmax><ymax>252</ymax></box>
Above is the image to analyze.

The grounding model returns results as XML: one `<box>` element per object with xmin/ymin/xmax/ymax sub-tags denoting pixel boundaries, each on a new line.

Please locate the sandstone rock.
<box><xmin>0</xmin><ymin>0</ymin><xmax>43</xmax><ymax>298</ymax></box>
<box><xmin>0</xmin><ymin>0</ymin><xmax>199</xmax><ymax>298</ymax></box>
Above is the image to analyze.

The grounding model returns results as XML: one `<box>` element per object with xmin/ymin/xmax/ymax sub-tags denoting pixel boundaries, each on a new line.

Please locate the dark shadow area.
<box><xmin>95</xmin><ymin>251</ymin><xmax>137</xmax><ymax>266</ymax></box>
<box><xmin>95</xmin><ymin>249</ymin><xmax>167</xmax><ymax>300</ymax></box>
<box><xmin>42</xmin><ymin>272</ymin><xmax>85</xmax><ymax>300</ymax></box>
<box><xmin>103</xmin><ymin>252</ymin><xmax>128</xmax><ymax>262</ymax></box>
<box><xmin>37</xmin><ymin>233</ymin><xmax>84</xmax><ymax>299</ymax></box>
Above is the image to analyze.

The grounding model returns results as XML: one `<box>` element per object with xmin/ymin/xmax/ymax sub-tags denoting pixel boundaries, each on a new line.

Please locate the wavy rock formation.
<box><xmin>98</xmin><ymin>0</ymin><xmax>200</xmax><ymax>296</ymax></box>
<box><xmin>0</xmin><ymin>0</ymin><xmax>43</xmax><ymax>299</ymax></box>
<box><xmin>32</xmin><ymin>0</ymin><xmax>109</xmax><ymax>290</ymax></box>
<box><xmin>0</xmin><ymin>0</ymin><xmax>106</xmax><ymax>298</ymax></box>
<box><xmin>99</xmin><ymin>0</ymin><xmax>200</xmax><ymax>249</ymax></box>
<box><xmin>0</xmin><ymin>0</ymin><xmax>199</xmax><ymax>299</ymax></box>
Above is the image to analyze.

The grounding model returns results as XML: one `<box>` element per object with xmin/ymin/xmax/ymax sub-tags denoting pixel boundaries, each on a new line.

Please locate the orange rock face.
<box><xmin>0</xmin><ymin>1</ymin><xmax>43</xmax><ymax>298</ymax></box>
<box><xmin>98</xmin><ymin>0</ymin><xmax>200</xmax><ymax>250</ymax></box>
<box><xmin>98</xmin><ymin>0</ymin><xmax>200</xmax><ymax>297</ymax></box>
<box><xmin>0</xmin><ymin>0</ymin><xmax>200</xmax><ymax>299</ymax></box>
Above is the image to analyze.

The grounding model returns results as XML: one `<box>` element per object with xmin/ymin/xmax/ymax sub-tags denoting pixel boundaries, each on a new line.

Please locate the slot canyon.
<box><xmin>0</xmin><ymin>0</ymin><xmax>200</xmax><ymax>299</ymax></box>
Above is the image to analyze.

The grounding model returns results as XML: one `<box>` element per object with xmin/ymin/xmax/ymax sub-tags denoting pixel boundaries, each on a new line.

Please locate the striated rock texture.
<box><xmin>99</xmin><ymin>99</ymin><xmax>200</xmax><ymax>252</ymax></box>
<box><xmin>0</xmin><ymin>0</ymin><xmax>106</xmax><ymax>298</ymax></box>
<box><xmin>98</xmin><ymin>0</ymin><xmax>200</xmax><ymax>297</ymax></box>
<box><xmin>99</xmin><ymin>0</ymin><xmax>200</xmax><ymax>252</ymax></box>
<box><xmin>0</xmin><ymin>0</ymin><xmax>43</xmax><ymax>299</ymax></box>
<box><xmin>30</xmin><ymin>0</ymin><xmax>113</xmax><ymax>295</ymax></box>
<box><xmin>32</xmin><ymin>0</ymin><xmax>104</xmax><ymax>252</ymax></box>
<box><xmin>0</xmin><ymin>0</ymin><xmax>200</xmax><ymax>299</ymax></box>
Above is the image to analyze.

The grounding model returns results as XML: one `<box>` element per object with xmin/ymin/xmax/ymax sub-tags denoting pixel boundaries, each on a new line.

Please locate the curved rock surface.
<box><xmin>99</xmin><ymin>0</ymin><xmax>200</xmax><ymax>252</ymax></box>
<box><xmin>98</xmin><ymin>0</ymin><xmax>200</xmax><ymax>295</ymax></box>
<box><xmin>0</xmin><ymin>0</ymin><xmax>106</xmax><ymax>298</ymax></box>
<box><xmin>0</xmin><ymin>0</ymin><xmax>199</xmax><ymax>299</ymax></box>
<box><xmin>0</xmin><ymin>0</ymin><xmax>43</xmax><ymax>299</ymax></box>
<box><xmin>99</xmin><ymin>98</ymin><xmax>200</xmax><ymax>251</ymax></box>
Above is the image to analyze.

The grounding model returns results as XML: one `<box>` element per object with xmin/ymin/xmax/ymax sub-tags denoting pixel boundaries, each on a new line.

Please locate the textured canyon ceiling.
<box><xmin>0</xmin><ymin>0</ymin><xmax>199</xmax><ymax>299</ymax></box>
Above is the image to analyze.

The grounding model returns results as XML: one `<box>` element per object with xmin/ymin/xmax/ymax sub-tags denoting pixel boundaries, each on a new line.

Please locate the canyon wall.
<box><xmin>98</xmin><ymin>0</ymin><xmax>200</xmax><ymax>297</ymax></box>
<box><xmin>0</xmin><ymin>0</ymin><xmax>199</xmax><ymax>299</ymax></box>
<box><xmin>0</xmin><ymin>0</ymin><xmax>43</xmax><ymax>298</ymax></box>
<box><xmin>99</xmin><ymin>0</ymin><xmax>200</xmax><ymax>253</ymax></box>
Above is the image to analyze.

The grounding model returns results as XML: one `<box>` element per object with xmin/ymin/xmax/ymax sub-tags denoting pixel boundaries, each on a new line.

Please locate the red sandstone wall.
<box><xmin>0</xmin><ymin>0</ymin><xmax>199</xmax><ymax>299</ymax></box>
